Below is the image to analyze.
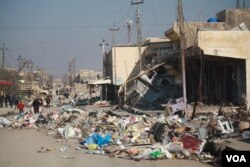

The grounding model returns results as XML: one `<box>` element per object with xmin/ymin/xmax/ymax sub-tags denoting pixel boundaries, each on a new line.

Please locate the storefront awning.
<box><xmin>0</xmin><ymin>80</ymin><xmax>15</xmax><ymax>86</ymax></box>
<box><xmin>88</xmin><ymin>79</ymin><xmax>111</xmax><ymax>85</ymax></box>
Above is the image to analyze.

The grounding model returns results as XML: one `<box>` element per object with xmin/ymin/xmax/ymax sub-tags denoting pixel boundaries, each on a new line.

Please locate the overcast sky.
<box><xmin>0</xmin><ymin>0</ymin><xmax>246</xmax><ymax>77</ymax></box>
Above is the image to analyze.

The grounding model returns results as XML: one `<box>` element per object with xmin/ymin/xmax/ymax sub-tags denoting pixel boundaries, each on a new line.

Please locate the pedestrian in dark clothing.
<box><xmin>45</xmin><ymin>95</ymin><xmax>51</xmax><ymax>108</ymax></box>
<box><xmin>15</xmin><ymin>99</ymin><xmax>19</xmax><ymax>110</ymax></box>
<box><xmin>32</xmin><ymin>98</ymin><xmax>41</xmax><ymax>114</ymax></box>
<box><xmin>9</xmin><ymin>95</ymin><xmax>14</xmax><ymax>108</ymax></box>
<box><xmin>0</xmin><ymin>95</ymin><xmax>3</xmax><ymax>107</ymax></box>
<box><xmin>74</xmin><ymin>93</ymin><xmax>77</xmax><ymax>99</ymax></box>
<box><xmin>4</xmin><ymin>94</ymin><xmax>9</xmax><ymax>108</ymax></box>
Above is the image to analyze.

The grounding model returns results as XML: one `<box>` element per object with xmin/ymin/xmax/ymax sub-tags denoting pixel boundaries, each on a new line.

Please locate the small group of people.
<box><xmin>32</xmin><ymin>94</ymin><xmax>52</xmax><ymax>114</ymax></box>
<box><xmin>0</xmin><ymin>91</ymin><xmax>54</xmax><ymax>115</ymax></box>
<box><xmin>16</xmin><ymin>96</ymin><xmax>47</xmax><ymax>115</ymax></box>
<box><xmin>0</xmin><ymin>93</ymin><xmax>19</xmax><ymax>108</ymax></box>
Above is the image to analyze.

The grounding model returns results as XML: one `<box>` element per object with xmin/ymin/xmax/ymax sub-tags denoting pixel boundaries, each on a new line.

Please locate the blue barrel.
<box><xmin>207</xmin><ymin>17</ymin><xmax>218</xmax><ymax>23</ymax></box>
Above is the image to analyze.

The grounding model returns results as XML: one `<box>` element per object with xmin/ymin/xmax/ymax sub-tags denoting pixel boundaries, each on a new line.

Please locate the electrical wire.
<box><xmin>0</xmin><ymin>25</ymin><xmax>112</xmax><ymax>30</ymax></box>
<box><xmin>150</xmin><ymin>0</ymin><xmax>157</xmax><ymax>25</ymax></box>
<box><xmin>11</xmin><ymin>4</ymin><xmax>129</xmax><ymax>52</ymax></box>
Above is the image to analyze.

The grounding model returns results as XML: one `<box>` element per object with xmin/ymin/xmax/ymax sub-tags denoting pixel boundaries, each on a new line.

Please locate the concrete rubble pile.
<box><xmin>0</xmin><ymin>103</ymin><xmax>250</xmax><ymax>164</ymax></box>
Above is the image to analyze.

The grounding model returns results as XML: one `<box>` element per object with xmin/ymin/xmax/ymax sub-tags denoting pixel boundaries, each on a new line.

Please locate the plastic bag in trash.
<box><xmin>166</xmin><ymin>143</ymin><xmax>190</xmax><ymax>157</ymax></box>
<box><xmin>0</xmin><ymin>117</ymin><xmax>11</xmax><ymax>127</ymax></box>
<box><xmin>57</xmin><ymin>125</ymin><xmax>76</xmax><ymax>138</ymax></box>
<box><xmin>242</xmin><ymin>130</ymin><xmax>250</xmax><ymax>138</ymax></box>
<box><xmin>80</xmin><ymin>133</ymin><xmax>112</xmax><ymax>147</ymax></box>
<box><xmin>64</xmin><ymin>124</ymin><xmax>76</xmax><ymax>138</ymax></box>
<box><xmin>150</xmin><ymin>150</ymin><xmax>165</xmax><ymax>159</ymax></box>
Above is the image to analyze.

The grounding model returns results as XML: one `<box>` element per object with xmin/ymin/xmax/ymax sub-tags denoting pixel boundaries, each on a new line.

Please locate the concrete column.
<box><xmin>246</xmin><ymin>59</ymin><xmax>250</xmax><ymax>109</ymax></box>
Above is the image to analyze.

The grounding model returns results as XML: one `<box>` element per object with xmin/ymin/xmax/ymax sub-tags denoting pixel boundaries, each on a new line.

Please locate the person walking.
<box><xmin>45</xmin><ymin>95</ymin><xmax>51</xmax><ymax>108</ymax></box>
<box><xmin>9</xmin><ymin>94</ymin><xmax>14</xmax><ymax>108</ymax></box>
<box><xmin>15</xmin><ymin>98</ymin><xmax>19</xmax><ymax>110</ymax></box>
<box><xmin>17</xmin><ymin>100</ymin><xmax>25</xmax><ymax>114</ymax></box>
<box><xmin>0</xmin><ymin>94</ymin><xmax>3</xmax><ymax>107</ymax></box>
<box><xmin>4</xmin><ymin>94</ymin><xmax>8</xmax><ymax>108</ymax></box>
<box><xmin>32</xmin><ymin>98</ymin><xmax>40</xmax><ymax>114</ymax></box>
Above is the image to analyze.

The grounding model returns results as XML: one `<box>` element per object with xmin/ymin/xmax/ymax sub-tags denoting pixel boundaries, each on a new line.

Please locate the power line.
<box><xmin>11</xmin><ymin>4</ymin><xmax>128</xmax><ymax>51</ymax></box>
<box><xmin>0</xmin><ymin>25</ymin><xmax>114</xmax><ymax>30</ymax></box>
<box><xmin>237</xmin><ymin>0</ymin><xmax>248</xmax><ymax>9</ymax></box>
<box><xmin>150</xmin><ymin>0</ymin><xmax>157</xmax><ymax>24</ymax></box>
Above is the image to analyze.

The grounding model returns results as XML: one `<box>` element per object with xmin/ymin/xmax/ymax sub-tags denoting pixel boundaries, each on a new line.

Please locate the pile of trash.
<box><xmin>0</xmin><ymin>103</ymin><xmax>250</xmax><ymax>164</ymax></box>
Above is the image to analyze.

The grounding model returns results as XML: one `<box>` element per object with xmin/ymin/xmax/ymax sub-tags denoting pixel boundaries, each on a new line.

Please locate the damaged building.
<box><xmin>104</xmin><ymin>8</ymin><xmax>250</xmax><ymax>110</ymax></box>
<box><xmin>104</xmin><ymin>44</ymin><xmax>146</xmax><ymax>103</ymax></box>
<box><xmin>165</xmin><ymin>8</ymin><xmax>250</xmax><ymax>107</ymax></box>
<box><xmin>105</xmin><ymin>38</ymin><xmax>180</xmax><ymax>108</ymax></box>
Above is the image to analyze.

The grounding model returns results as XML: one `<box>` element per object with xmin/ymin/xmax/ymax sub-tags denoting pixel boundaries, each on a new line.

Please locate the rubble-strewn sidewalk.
<box><xmin>0</xmin><ymin>102</ymin><xmax>250</xmax><ymax>166</ymax></box>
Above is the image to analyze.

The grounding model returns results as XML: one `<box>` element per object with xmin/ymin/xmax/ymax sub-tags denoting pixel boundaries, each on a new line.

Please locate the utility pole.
<box><xmin>99</xmin><ymin>39</ymin><xmax>108</xmax><ymax>77</ymax></box>
<box><xmin>109</xmin><ymin>23</ymin><xmax>119</xmax><ymax>45</ymax></box>
<box><xmin>41</xmin><ymin>69</ymin><xmax>44</xmax><ymax>86</ymax></box>
<box><xmin>131</xmin><ymin>0</ymin><xmax>143</xmax><ymax>72</ymax></box>
<box><xmin>1</xmin><ymin>43</ymin><xmax>7</xmax><ymax>69</ymax></box>
<box><xmin>178</xmin><ymin>0</ymin><xmax>187</xmax><ymax>110</ymax></box>
<box><xmin>72</xmin><ymin>58</ymin><xmax>75</xmax><ymax>86</ymax></box>
<box><xmin>99</xmin><ymin>39</ymin><xmax>108</xmax><ymax>101</ymax></box>
<box><xmin>17</xmin><ymin>55</ymin><xmax>23</xmax><ymax>71</ymax></box>
<box><xmin>109</xmin><ymin>23</ymin><xmax>119</xmax><ymax>103</ymax></box>
<box><xmin>126</xmin><ymin>19</ymin><xmax>132</xmax><ymax>45</ymax></box>
<box><xmin>109</xmin><ymin>23</ymin><xmax>119</xmax><ymax>83</ymax></box>
<box><xmin>70</xmin><ymin>58</ymin><xmax>76</xmax><ymax>94</ymax></box>
<box><xmin>29</xmin><ymin>60</ymin><xmax>34</xmax><ymax>86</ymax></box>
<box><xmin>236</xmin><ymin>0</ymin><xmax>247</xmax><ymax>9</ymax></box>
<box><xmin>68</xmin><ymin>60</ymin><xmax>72</xmax><ymax>86</ymax></box>
<box><xmin>198</xmin><ymin>0</ymin><xmax>202</xmax><ymax>21</ymax></box>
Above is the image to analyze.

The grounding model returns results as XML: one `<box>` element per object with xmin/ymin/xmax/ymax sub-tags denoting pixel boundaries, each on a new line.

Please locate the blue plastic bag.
<box><xmin>80</xmin><ymin>133</ymin><xmax>112</xmax><ymax>147</ymax></box>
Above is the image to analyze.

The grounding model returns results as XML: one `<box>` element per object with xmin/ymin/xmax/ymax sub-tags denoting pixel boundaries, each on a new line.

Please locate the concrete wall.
<box><xmin>165</xmin><ymin>22</ymin><xmax>225</xmax><ymax>48</ymax></box>
<box><xmin>198</xmin><ymin>31</ymin><xmax>250</xmax><ymax>59</ymax></box>
<box><xmin>198</xmin><ymin>31</ymin><xmax>250</xmax><ymax>108</ymax></box>
<box><xmin>217</xmin><ymin>9</ymin><xmax>250</xmax><ymax>30</ymax></box>
<box><xmin>165</xmin><ymin>9</ymin><xmax>250</xmax><ymax>48</ymax></box>
<box><xmin>110</xmin><ymin>46</ymin><xmax>145</xmax><ymax>85</ymax></box>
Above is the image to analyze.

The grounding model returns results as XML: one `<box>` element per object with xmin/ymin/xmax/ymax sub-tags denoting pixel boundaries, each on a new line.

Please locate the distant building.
<box><xmin>79</xmin><ymin>69</ymin><xmax>102</xmax><ymax>82</ymax></box>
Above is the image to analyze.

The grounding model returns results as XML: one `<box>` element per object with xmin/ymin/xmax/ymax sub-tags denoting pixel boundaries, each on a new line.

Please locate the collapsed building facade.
<box><xmin>104</xmin><ymin>8</ymin><xmax>250</xmax><ymax>110</ymax></box>
<box><xmin>104</xmin><ymin>39</ymin><xmax>179</xmax><ymax>108</ymax></box>
<box><xmin>165</xmin><ymin>9</ymin><xmax>250</xmax><ymax>107</ymax></box>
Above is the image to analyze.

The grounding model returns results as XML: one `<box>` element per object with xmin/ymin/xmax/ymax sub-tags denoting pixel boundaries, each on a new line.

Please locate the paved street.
<box><xmin>0</xmin><ymin>106</ymin><xmax>211</xmax><ymax>167</ymax></box>
<box><xmin>0</xmin><ymin>128</ymin><xmax>211</xmax><ymax>167</ymax></box>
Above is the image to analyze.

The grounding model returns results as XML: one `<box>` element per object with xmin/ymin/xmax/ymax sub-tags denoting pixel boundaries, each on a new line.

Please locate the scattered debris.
<box><xmin>1</xmin><ymin>98</ymin><xmax>249</xmax><ymax>164</ymax></box>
